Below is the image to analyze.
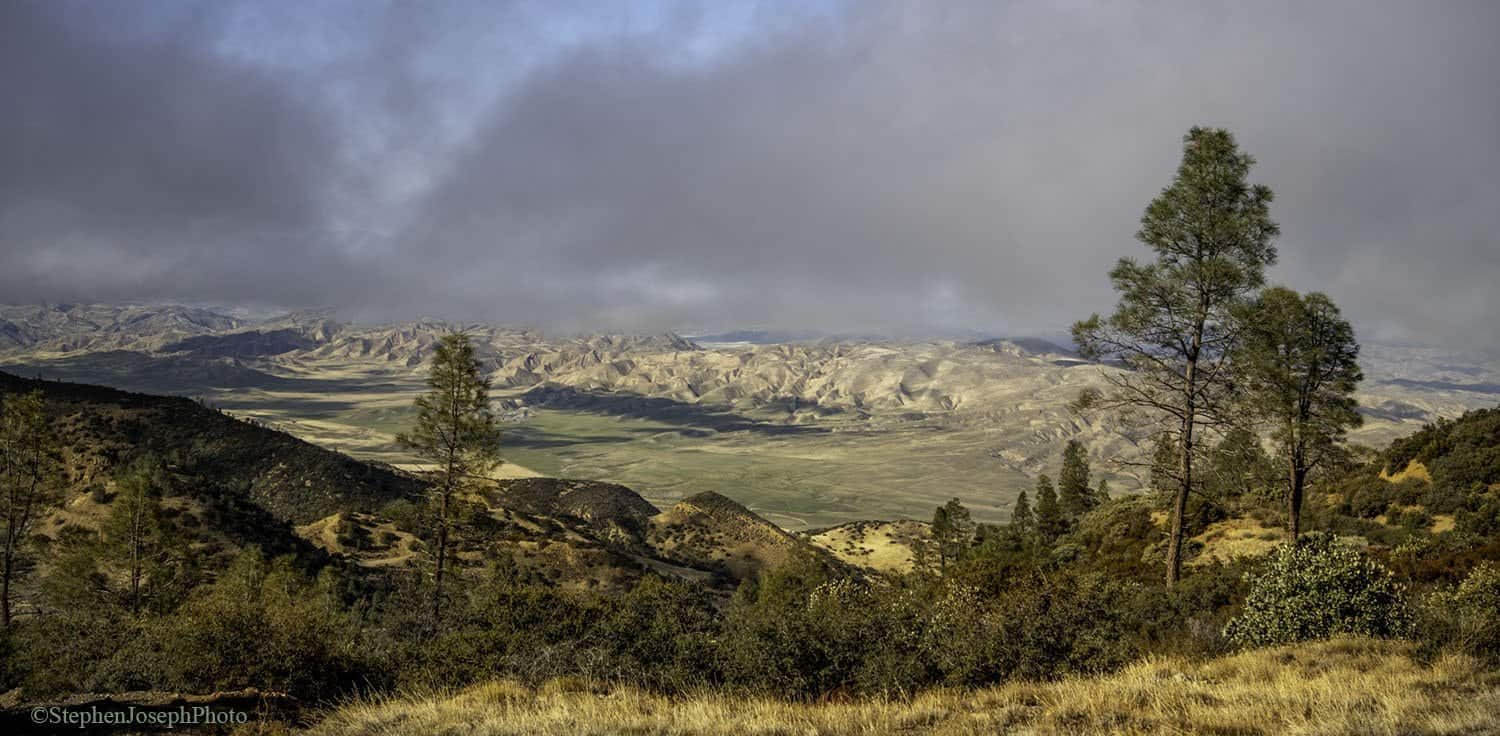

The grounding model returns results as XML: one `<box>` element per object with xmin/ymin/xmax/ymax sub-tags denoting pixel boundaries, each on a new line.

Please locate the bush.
<box><xmin>593</xmin><ymin>575</ymin><xmax>720</xmax><ymax>691</ymax></box>
<box><xmin>142</xmin><ymin>549</ymin><xmax>364</xmax><ymax>700</ymax></box>
<box><xmin>1421</xmin><ymin>562</ymin><xmax>1500</xmax><ymax>663</ymax></box>
<box><xmin>926</xmin><ymin>572</ymin><xmax>1137</xmax><ymax>686</ymax></box>
<box><xmin>1225</xmin><ymin>533</ymin><xmax>1412</xmax><ymax>647</ymax></box>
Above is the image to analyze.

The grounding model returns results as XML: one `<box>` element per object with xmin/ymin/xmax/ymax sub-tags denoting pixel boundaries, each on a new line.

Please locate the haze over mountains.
<box><xmin>4</xmin><ymin>302</ymin><xmax>1496</xmax><ymax>529</ymax></box>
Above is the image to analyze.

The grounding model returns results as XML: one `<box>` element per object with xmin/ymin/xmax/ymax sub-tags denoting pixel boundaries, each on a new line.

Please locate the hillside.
<box><xmin>0</xmin><ymin>370</ymin><xmax>422</xmax><ymax>525</ymax></box>
<box><xmin>645</xmin><ymin>491</ymin><xmax>806</xmax><ymax>579</ymax></box>
<box><xmin>808</xmin><ymin>519</ymin><xmax>930</xmax><ymax>573</ymax></box>
<box><xmin>490</xmin><ymin>477</ymin><xmax>660</xmax><ymax>526</ymax></box>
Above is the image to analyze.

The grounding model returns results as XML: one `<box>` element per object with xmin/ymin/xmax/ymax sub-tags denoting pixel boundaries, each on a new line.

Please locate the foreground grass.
<box><xmin>308</xmin><ymin>638</ymin><xmax>1500</xmax><ymax>735</ymax></box>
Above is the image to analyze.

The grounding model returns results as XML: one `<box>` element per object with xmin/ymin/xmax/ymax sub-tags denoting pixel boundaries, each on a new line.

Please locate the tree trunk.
<box><xmin>1167</xmin><ymin>415</ymin><xmax>1192</xmax><ymax>589</ymax></box>
<box><xmin>433</xmin><ymin>488</ymin><xmax>448</xmax><ymax>628</ymax></box>
<box><xmin>1</xmin><ymin>539</ymin><xmax>13</xmax><ymax>628</ymax></box>
<box><xmin>1287</xmin><ymin>458</ymin><xmax>1306</xmax><ymax>541</ymax></box>
<box><xmin>1167</xmin><ymin>354</ymin><xmax>1198</xmax><ymax>589</ymax></box>
<box><xmin>130</xmin><ymin>524</ymin><xmax>142</xmax><ymax>615</ymax></box>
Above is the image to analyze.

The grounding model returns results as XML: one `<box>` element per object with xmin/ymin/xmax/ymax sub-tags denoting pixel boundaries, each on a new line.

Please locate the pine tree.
<box><xmin>1204</xmin><ymin>426</ymin><xmax>1276</xmax><ymax>503</ymax></box>
<box><xmin>102</xmin><ymin>456</ymin><xmax>171</xmax><ymax>615</ymax></box>
<box><xmin>398</xmin><ymin>332</ymin><xmax>502</xmax><ymax>628</ymax></box>
<box><xmin>931</xmin><ymin>497</ymin><xmax>974</xmax><ymax>570</ymax></box>
<box><xmin>1057</xmin><ymin>440</ymin><xmax>1094</xmax><ymax>520</ymax></box>
<box><xmin>1</xmin><ymin>390</ymin><xmax>61</xmax><ymax>628</ymax></box>
<box><xmin>1008</xmin><ymin>490</ymin><xmax>1037</xmax><ymax>552</ymax></box>
<box><xmin>1034</xmin><ymin>475</ymin><xmax>1065</xmax><ymax>545</ymax></box>
<box><xmin>1094</xmin><ymin>478</ymin><xmax>1110</xmax><ymax>504</ymax></box>
<box><xmin>1073</xmin><ymin>127</ymin><xmax>1279</xmax><ymax>588</ymax></box>
<box><xmin>1010</xmin><ymin>490</ymin><xmax>1034</xmax><ymax>538</ymax></box>
<box><xmin>1233</xmin><ymin>287</ymin><xmax>1362</xmax><ymax>539</ymax></box>
<box><xmin>930</xmin><ymin>504</ymin><xmax>951</xmax><ymax>570</ymax></box>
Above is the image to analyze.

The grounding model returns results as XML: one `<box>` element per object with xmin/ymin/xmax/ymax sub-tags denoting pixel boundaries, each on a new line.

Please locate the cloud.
<box><xmin>2</xmin><ymin>1</ymin><xmax>1497</xmax><ymax>348</ymax></box>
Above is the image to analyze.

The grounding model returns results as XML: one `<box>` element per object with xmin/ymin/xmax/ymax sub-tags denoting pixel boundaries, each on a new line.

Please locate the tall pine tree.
<box><xmin>931</xmin><ymin>498</ymin><xmax>974</xmax><ymax>570</ymax></box>
<box><xmin>1</xmin><ymin>390</ymin><xmax>60</xmax><ymax>628</ymax></box>
<box><xmin>1010</xmin><ymin>490</ymin><xmax>1035</xmax><ymax>538</ymax></box>
<box><xmin>1073</xmin><ymin>127</ymin><xmax>1279</xmax><ymax>587</ymax></box>
<box><xmin>399</xmin><ymin>332</ymin><xmax>502</xmax><ymax>628</ymax></box>
<box><xmin>102</xmin><ymin>455</ymin><xmax>177</xmax><ymax>615</ymax></box>
<box><xmin>1034</xmin><ymin>475</ymin><xmax>1065</xmax><ymax>545</ymax></box>
<box><xmin>1057</xmin><ymin>440</ymin><xmax>1094</xmax><ymax>519</ymax></box>
<box><xmin>1233</xmin><ymin>287</ymin><xmax>1362</xmax><ymax>539</ymax></box>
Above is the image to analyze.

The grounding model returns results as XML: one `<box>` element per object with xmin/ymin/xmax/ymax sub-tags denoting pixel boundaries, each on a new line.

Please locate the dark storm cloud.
<box><xmin>0</xmin><ymin>1</ymin><xmax>384</xmax><ymax>308</ymax></box>
<box><xmin>3</xmin><ymin>1</ymin><xmax>1497</xmax><ymax>347</ymax></box>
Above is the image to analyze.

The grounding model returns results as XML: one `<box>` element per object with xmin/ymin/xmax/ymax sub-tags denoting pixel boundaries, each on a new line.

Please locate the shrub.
<box><xmin>1225</xmin><ymin>533</ymin><xmax>1411</xmax><ymax>647</ymax></box>
<box><xmin>926</xmin><ymin>572</ymin><xmax>1138</xmax><ymax>686</ymax></box>
<box><xmin>1421</xmin><ymin>562</ymin><xmax>1500</xmax><ymax>663</ymax></box>
<box><xmin>142</xmin><ymin>549</ymin><xmax>364</xmax><ymax>700</ymax></box>
<box><xmin>593</xmin><ymin>575</ymin><xmax>721</xmax><ymax>691</ymax></box>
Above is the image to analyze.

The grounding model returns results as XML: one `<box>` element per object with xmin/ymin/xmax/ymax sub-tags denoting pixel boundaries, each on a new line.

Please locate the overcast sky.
<box><xmin>2</xmin><ymin>1</ymin><xmax>1497</xmax><ymax>347</ymax></box>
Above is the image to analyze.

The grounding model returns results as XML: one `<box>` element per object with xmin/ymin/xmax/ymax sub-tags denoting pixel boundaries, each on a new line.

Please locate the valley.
<box><xmin>3</xmin><ymin>303</ymin><xmax>1496</xmax><ymax>529</ymax></box>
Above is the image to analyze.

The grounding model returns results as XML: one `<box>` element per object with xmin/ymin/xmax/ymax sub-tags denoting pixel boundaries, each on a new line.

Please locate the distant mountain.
<box><xmin>0</xmin><ymin>303</ymin><xmax>244</xmax><ymax>353</ymax></box>
<box><xmin>689</xmin><ymin>329</ymin><xmax>837</xmax><ymax>345</ymax></box>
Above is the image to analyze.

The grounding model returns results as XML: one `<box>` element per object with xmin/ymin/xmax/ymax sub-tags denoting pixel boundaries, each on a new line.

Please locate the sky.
<box><xmin>2</xmin><ymin>1</ymin><xmax>1497</xmax><ymax>347</ymax></box>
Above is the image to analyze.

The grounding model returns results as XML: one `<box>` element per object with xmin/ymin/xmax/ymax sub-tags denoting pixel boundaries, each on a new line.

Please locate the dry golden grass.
<box><xmin>307</xmin><ymin>638</ymin><xmax>1499</xmax><ymax>736</ymax></box>
<box><xmin>1189</xmin><ymin>516</ymin><xmax>1285</xmax><ymax>566</ymax></box>
<box><xmin>810</xmin><ymin>520</ymin><xmax>928</xmax><ymax>573</ymax></box>
<box><xmin>1381</xmin><ymin>460</ymin><xmax>1433</xmax><ymax>484</ymax></box>
<box><xmin>294</xmin><ymin>512</ymin><xmax>422</xmax><ymax>568</ymax></box>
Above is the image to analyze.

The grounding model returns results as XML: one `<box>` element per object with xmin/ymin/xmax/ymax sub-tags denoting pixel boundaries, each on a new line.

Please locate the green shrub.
<box><xmin>593</xmin><ymin>575</ymin><xmax>721</xmax><ymax>691</ymax></box>
<box><xmin>1421</xmin><ymin>562</ymin><xmax>1500</xmax><ymax>663</ymax></box>
<box><xmin>926</xmin><ymin>572</ymin><xmax>1137</xmax><ymax>686</ymax></box>
<box><xmin>1225</xmin><ymin>533</ymin><xmax>1412</xmax><ymax>647</ymax></box>
<box><xmin>142</xmin><ymin>549</ymin><xmax>363</xmax><ymax>700</ymax></box>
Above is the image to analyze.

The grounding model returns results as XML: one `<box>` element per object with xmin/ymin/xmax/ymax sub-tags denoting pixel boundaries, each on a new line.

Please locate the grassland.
<box><xmin>308</xmin><ymin>638</ymin><xmax>1499</xmax><ymax>736</ymax></box>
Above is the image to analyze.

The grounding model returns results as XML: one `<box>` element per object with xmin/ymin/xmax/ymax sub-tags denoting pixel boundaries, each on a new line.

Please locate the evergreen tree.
<box><xmin>399</xmin><ymin>332</ymin><xmax>502</xmax><ymax>628</ymax></box>
<box><xmin>931</xmin><ymin>498</ymin><xmax>974</xmax><ymax>570</ymax></box>
<box><xmin>1034</xmin><ymin>475</ymin><xmax>1065</xmax><ymax>545</ymax></box>
<box><xmin>1</xmin><ymin>390</ymin><xmax>60</xmax><ymax>628</ymax></box>
<box><xmin>1203</xmin><ymin>426</ymin><xmax>1276</xmax><ymax>504</ymax></box>
<box><xmin>1073</xmin><ymin>127</ymin><xmax>1279</xmax><ymax>587</ymax></box>
<box><xmin>1233</xmin><ymin>287</ymin><xmax>1362</xmax><ymax>539</ymax></box>
<box><xmin>930</xmin><ymin>504</ymin><xmax>950</xmax><ymax>570</ymax></box>
<box><xmin>1094</xmin><ymin>478</ymin><xmax>1110</xmax><ymax>504</ymax></box>
<box><xmin>102</xmin><ymin>456</ymin><xmax>173</xmax><ymax>615</ymax></box>
<box><xmin>1057</xmin><ymin>440</ymin><xmax>1094</xmax><ymax>519</ymax></box>
<box><xmin>1010</xmin><ymin>490</ymin><xmax>1035</xmax><ymax>542</ymax></box>
<box><xmin>1004</xmin><ymin>489</ymin><xmax>1039</xmax><ymax>555</ymax></box>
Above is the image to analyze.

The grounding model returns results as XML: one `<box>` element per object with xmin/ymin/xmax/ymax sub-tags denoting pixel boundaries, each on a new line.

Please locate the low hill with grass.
<box><xmin>644</xmin><ymin>491</ymin><xmax>806</xmax><ymax>579</ymax></box>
